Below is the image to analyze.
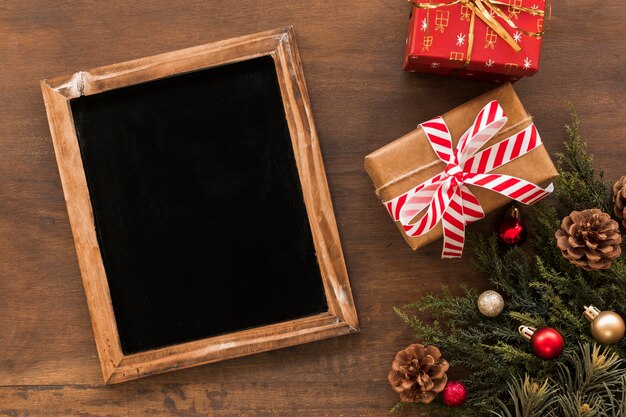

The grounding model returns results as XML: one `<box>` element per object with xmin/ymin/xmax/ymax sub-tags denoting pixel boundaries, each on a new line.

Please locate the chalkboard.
<box><xmin>42</xmin><ymin>28</ymin><xmax>357</xmax><ymax>383</ymax></box>
<box><xmin>70</xmin><ymin>56</ymin><xmax>328</xmax><ymax>354</ymax></box>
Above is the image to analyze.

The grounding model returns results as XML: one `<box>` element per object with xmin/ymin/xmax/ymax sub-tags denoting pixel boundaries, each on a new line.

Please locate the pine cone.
<box><xmin>388</xmin><ymin>343</ymin><xmax>449</xmax><ymax>403</ymax></box>
<box><xmin>613</xmin><ymin>176</ymin><xmax>626</xmax><ymax>228</ymax></box>
<box><xmin>555</xmin><ymin>209</ymin><xmax>622</xmax><ymax>271</ymax></box>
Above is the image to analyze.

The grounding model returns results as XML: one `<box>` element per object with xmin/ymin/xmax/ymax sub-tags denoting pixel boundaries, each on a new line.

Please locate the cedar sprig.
<box><xmin>553</xmin><ymin>104</ymin><xmax>612</xmax><ymax>214</ymax></box>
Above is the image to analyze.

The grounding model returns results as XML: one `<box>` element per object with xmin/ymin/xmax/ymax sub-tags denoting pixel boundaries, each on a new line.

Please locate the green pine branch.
<box><xmin>493</xmin><ymin>344</ymin><xmax>626</xmax><ymax>417</ymax></box>
<box><xmin>492</xmin><ymin>375</ymin><xmax>559</xmax><ymax>417</ymax></box>
<box><xmin>553</xmin><ymin>104</ymin><xmax>612</xmax><ymax>214</ymax></box>
<box><xmin>390</xmin><ymin>106</ymin><xmax>626</xmax><ymax>416</ymax></box>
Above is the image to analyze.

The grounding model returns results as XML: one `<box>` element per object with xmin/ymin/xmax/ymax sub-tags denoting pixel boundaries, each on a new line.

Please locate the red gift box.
<box><xmin>403</xmin><ymin>0</ymin><xmax>547</xmax><ymax>82</ymax></box>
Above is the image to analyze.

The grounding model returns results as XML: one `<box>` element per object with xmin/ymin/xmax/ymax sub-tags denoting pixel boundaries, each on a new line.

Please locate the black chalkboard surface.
<box><xmin>70</xmin><ymin>56</ymin><xmax>328</xmax><ymax>355</ymax></box>
<box><xmin>43</xmin><ymin>28</ymin><xmax>357</xmax><ymax>382</ymax></box>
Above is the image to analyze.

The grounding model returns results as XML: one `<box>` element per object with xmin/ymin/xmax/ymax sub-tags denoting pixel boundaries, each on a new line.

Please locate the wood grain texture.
<box><xmin>41</xmin><ymin>26</ymin><xmax>358</xmax><ymax>384</ymax></box>
<box><xmin>1</xmin><ymin>0</ymin><xmax>625</xmax><ymax>414</ymax></box>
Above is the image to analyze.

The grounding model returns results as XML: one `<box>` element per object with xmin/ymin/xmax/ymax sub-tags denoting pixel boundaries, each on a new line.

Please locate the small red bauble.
<box><xmin>519</xmin><ymin>326</ymin><xmax>565</xmax><ymax>360</ymax></box>
<box><xmin>442</xmin><ymin>381</ymin><xmax>467</xmax><ymax>407</ymax></box>
<box><xmin>497</xmin><ymin>206</ymin><xmax>527</xmax><ymax>246</ymax></box>
<box><xmin>531</xmin><ymin>327</ymin><xmax>565</xmax><ymax>360</ymax></box>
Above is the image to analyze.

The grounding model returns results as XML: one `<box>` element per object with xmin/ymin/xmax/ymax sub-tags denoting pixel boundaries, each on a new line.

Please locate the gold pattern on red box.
<box><xmin>422</xmin><ymin>35</ymin><xmax>433</xmax><ymax>51</ymax></box>
<box><xmin>403</xmin><ymin>0</ymin><xmax>548</xmax><ymax>82</ymax></box>
<box><xmin>450</xmin><ymin>51</ymin><xmax>465</xmax><ymax>61</ymax></box>
<box><xmin>460</xmin><ymin>5</ymin><xmax>471</xmax><ymax>21</ymax></box>
<box><xmin>435</xmin><ymin>10</ymin><xmax>450</xmax><ymax>33</ymax></box>
<box><xmin>485</xmin><ymin>28</ymin><xmax>498</xmax><ymax>49</ymax></box>
<box><xmin>508</xmin><ymin>0</ymin><xmax>523</xmax><ymax>19</ymax></box>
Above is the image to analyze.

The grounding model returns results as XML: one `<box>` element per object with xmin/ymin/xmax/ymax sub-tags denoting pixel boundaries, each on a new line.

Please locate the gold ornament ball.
<box><xmin>591</xmin><ymin>311</ymin><xmax>625</xmax><ymax>344</ymax></box>
<box><xmin>477</xmin><ymin>290</ymin><xmax>504</xmax><ymax>317</ymax></box>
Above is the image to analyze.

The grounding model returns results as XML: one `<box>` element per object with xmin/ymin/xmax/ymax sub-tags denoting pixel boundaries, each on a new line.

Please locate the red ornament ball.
<box><xmin>531</xmin><ymin>327</ymin><xmax>565</xmax><ymax>360</ymax></box>
<box><xmin>497</xmin><ymin>216</ymin><xmax>527</xmax><ymax>246</ymax></box>
<box><xmin>442</xmin><ymin>381</ymin><xmax>467</xmax><ymax>407</ymax></box>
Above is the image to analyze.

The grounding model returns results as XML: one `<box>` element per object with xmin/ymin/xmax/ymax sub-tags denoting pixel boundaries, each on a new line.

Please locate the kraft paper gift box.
<box><xmin>364</xmin><ymin>83</ymin><xmax>557</xmax><ymax>251</ymax></box>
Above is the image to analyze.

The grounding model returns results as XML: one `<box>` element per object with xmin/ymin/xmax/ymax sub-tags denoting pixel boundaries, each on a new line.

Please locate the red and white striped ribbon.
<box><xmin>384</xmin><ymin>100</ymin><xmax>553</xmax><ymax>258</ymax></box>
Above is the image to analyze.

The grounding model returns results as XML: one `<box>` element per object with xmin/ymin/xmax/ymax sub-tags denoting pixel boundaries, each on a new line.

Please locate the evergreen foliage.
<box><xmin>391</xmin><ymin>106</ymin><xmax>626</xmax><ymax>416</ymax></box>
<box><xmin>493</xmin><ymin>344</ymin><xmax>626</xmax><ymax>417</ymax></box>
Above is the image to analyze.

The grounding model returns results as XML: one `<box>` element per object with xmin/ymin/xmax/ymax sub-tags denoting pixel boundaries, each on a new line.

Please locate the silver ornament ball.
<box><xmin>477</xmin><ymin>290</ymin><xmax>505</xmax><ymax>317</ymax></box>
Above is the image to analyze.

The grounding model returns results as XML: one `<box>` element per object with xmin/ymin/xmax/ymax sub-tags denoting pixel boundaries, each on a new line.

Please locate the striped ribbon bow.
<box><xmin>384</xmin><ymin>100</ymin><xmax>553</xmax><ymax>258</ymax></box>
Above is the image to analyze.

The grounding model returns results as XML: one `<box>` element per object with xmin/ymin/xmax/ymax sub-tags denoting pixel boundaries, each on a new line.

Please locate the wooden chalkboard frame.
<box><xmin>40</xmin><ymin>26</ymin><xmax>358</xmax><ymax>384</ymax></box>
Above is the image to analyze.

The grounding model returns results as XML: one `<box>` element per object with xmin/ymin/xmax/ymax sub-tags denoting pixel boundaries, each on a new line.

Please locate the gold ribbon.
<box><xmin>410</xmin><ymin>0</ymin><xmax>551</xmax><ymax>67</ymax></box>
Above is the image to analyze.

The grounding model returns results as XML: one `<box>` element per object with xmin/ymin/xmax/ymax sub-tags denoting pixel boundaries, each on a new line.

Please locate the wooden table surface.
<box><xmin>1</xmin><ymin>1</ymin><xmax>625</xmax><ymax>415</ymax></box>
